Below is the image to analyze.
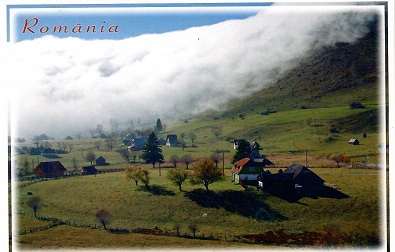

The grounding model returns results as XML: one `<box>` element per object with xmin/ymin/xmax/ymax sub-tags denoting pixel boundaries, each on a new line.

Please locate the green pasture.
<box><xmin>12</xmin><ymin>104</ymin><xmax>384</xmax><ymax>175</ymax></box>
<box><xmin>14</xmin><ymin>167</ymin><xmax>384</xmax><ymax>249</ymax></box>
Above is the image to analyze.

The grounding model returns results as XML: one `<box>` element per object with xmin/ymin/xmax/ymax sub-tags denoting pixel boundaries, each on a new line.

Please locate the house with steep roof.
<box><xmin>96</xmin><ymin>156</ymin><xmax>109</xmax><ymax>166</ymax></box>
<box><xmin>258</xmin><ymin>163</ymin><xmax>325</xmax><ymax>196</ymax></box>
<box><xmin>231</xmin><ymin>157</ymin><xmax>274</xmax><ymax>185</ymax></box>
<box><xmin>34</xmin><ymin>161</ymin><xmax>67</xmax><ymax>178</ymax></box>
<box><xmin>166</xmin><ymin>135</ymin><xmax>179</xmax><ymax>147</ymax></box>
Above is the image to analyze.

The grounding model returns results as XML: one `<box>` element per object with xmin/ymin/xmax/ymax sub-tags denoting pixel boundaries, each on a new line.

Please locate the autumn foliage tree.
<box><xmin>190</xmin><ymin>158</ymin><xmax>223</xmax><ymax>192</ymax></box>
<box><xmin>334</xmin><ymin>154</ymin><xmax>351</xmax><ymax>168</ymax></box>
<box><xmin>167</xmin><ymin>167</ymin><xmax>189</xmax><ymax>191</ymax></box>
<box><xmin>124</xmin><ymin>164</ymin><xmax>151</xmax><ymax>189</ymax></box>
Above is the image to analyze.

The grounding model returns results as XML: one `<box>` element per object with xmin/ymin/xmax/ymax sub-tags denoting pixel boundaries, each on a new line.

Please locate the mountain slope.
<box><xmin>223</xmin><ymin>16</ymin><xmax>380</xmax><ymax>116</ymax></box>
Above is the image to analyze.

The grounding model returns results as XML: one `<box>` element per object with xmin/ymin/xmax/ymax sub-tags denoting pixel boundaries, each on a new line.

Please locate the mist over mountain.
<box><xmin>4</xmin><ymin>6</ymin><xmax>379</xmax><ymax>139</ymax></box>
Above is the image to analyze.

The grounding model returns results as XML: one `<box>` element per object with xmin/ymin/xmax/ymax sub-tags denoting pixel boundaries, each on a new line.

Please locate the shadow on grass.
<box><xmin>186</xmin><ymin>188</ymin><xmax>287</xmax><ymax>221</ymax></box>
<box><xmin>265</xmin><ymin>186</ymin><xmax>349</xmax><ymax>203</ymax></box>
<box><xmin>138</xmin><ymin>185</ymin><xmax>176</xmax><ymax>196</ymax></box>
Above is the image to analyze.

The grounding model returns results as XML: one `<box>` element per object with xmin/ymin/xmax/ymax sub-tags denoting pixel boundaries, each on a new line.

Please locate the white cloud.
<box><xmin>4</xmin><ymin>6</ymin><xmax>377</xmax><ymax>139</ymax></box>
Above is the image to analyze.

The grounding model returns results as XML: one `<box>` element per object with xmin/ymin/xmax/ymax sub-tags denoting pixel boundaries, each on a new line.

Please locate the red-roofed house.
<box><xmin>231</xmin><ymin>157</ymin><xmax>273</xmax><ymax>186</ymax></box>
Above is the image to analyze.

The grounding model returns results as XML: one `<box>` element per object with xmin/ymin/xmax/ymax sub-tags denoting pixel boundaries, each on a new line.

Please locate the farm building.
<box><xmin>127</xmin><ymin>137</ymin><xmax>147</xmax><ymax>150</ymax></box>
<box><xmin>34</xmin><ymin>161</ymin><xmax>67</xmax><ymax>178</ymax></box>
<box><xmin>349</xmin><ymin>139</ymin><xmax>360</xmax><ymax>145</ymax></box>
<box><xmin>166</xmin><ymin>135</ymin><xmax>179</xmax><ymax>147</ymax></box>
<box><xmin>41</xmin><ymin>148</ymin><xmax>56</xmax><ymax>158</ymax></box>
<box><xmin>95</xmin><ymin>156</ymin><xmax>109</xmax><ymax>166</ymax></box>
<box><xmin>82</xmin><ymin>166</ymin><xmax>98</xmax><ymax>175</ymax></box>
<box><xmin>231</xmin><ymin>157</ymin><xmax>274</xmax><ymax>186</ymax></box>
<box><xmin>258</xmin><ymin>164</ymin><xmax>325</xmax><ymax>196</ymax></box>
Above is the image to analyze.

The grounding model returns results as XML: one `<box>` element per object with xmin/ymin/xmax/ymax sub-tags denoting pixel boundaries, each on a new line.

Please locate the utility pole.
<box><xmin>211</xmin><ymin>149</ymin><xmax>230</xmax><ymax>175</ymax></box>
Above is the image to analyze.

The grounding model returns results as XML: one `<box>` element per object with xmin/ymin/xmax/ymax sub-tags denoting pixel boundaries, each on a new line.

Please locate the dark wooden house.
<box><xmin>82</xmin><ymin>166</ymin><xmax>98</xmax><ymax>175</ymax></box>
<box><xmin>258</xmin><ymin>164</ymin><xmax>325</xmax><ymax>196</ymax></box>
<box><xmin>96</xmin><ymin>156</ymin><xmax>109</xmax><ymax>166</ymax></box>
<box><xmin>34</xmin><ymin>161</ymin><xmax>67</xmax><ymax>178</ymax></box>
<box><xmin>166</xmin><ymin>135</ymin><xmax>178</xmax><ymax>147</ymax></box>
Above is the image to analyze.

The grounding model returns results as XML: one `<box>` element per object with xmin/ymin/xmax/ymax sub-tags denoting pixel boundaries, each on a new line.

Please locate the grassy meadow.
<box><xmin>11</xmin><ymin>104</ymin><xmax>386</xmax><ymax>249</ymax></box>
<box><xmin>14</xmin><ymin>167</ymin><xmax>384</xmax><ymax>249</ymax></box>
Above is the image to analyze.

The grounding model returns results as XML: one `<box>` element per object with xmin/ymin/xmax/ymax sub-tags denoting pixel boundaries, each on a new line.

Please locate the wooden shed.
<box><xmin>82</xmin><ymin>166</ymin><xmax>98</xmax><ymax>175</ymax></box>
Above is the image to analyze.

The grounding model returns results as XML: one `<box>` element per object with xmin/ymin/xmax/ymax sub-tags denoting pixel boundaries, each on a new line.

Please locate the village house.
<box><xmin>82</xmin><ymin>165</ymin><xmax>98</xmax><ymax>175</ymax></box>
<box><xmin>258</xmin><ymin>163</ymin><xmax>325</xmax><ymax>196</ymax></box>
<box><xmin>166</xmin><ymin>135</ymin><xmax>179</xmax><ymax>147</ymax></box>
<box><xmin>41</xmin><ymin>148</ymin><xmax>57</xmax><ymax>158</ymax></box>
<box><xmin>95</xmin><ymin>156</ymin><xmax>109</xmax><ymax>166</ymax></box>
<box><xmin>33</xmin><ymin>161</ymin><xmax>67</xmax><ymax>178</ymax></box>
<box><xmin>231</xmin><ymin>157</ymin><xmax>274</xmax><ymax>186</ymax></box>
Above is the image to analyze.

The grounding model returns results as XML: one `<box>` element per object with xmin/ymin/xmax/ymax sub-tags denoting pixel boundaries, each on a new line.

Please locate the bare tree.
<box><xmin>210</xmin><ymin>153</ymin><xmax>221</xmax><ymax>168</ymax></box>
<box><xmin>181</xmin><ymin>154</ymin><xmax>193</xmax><ymax>169</ymax></box>
<box><xmin>95</xmin><ymin>209</ymin><xmax>112</xmax><ymax>230</ymax></box>
<box><xmin>105</xmin><ymin>136</ymin><xmax>115</xmax><ymax>151</ymax></box>
<box><xmin>27</xmin><ymin>196</ymin><xmax>42</xmax><ymax>217</ymax></box>
<box><xmin>85</xmin><ymin>150</ymin><xmax>96</xmax><ymax>165</ymax></box>
<box><xmin>170</xmin><ymin>155</ymin><xmax>180</xmax><ymax>168</ymax></box>
<box><xmin>188</xmin><ymin>132</ymin><xmax>197</xmax><ymax>144</ymax></box>
<box><xmin>71</xmin><ymin>157</ymin><xmax>78</xmax><ymax>172</ymax></box>
<box><xmin>94</xmin><ymin>141</ymin><xmax>101</xmax><ymax>151</ymax></box>
<box><xmin>211</xmin><ymin>126</ymin><xmax>222</xmax><ymax>139</ymax></box>
<box><xmin>33</xmin><ymin>136</ymin><xmax>41</xmax><ymax>148</ymax></box>
<box><xmin>188</xmin><ymin>223</ymin><xmax>198</xmax><ymax>238</ymax></box>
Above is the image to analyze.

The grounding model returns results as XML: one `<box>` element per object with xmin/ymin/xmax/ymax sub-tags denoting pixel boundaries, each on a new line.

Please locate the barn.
<box><xmin>34</xmin><ymin>161</ymin><xmax>67</xmax><ymax>178</ymax></box>
<box><xmin>82</xmin><ymin>166</ymin><xmax>98</xmax><ymax>175</ymax></box>
<box><xmin>349</xmin><ymin>139</ymin><xmax>360</xmax><ymax>145</ymax></box>
<box><xmin>258</xmin><ymin>164</ymin><xmax>325</xmax><ymax>196</ymax></box>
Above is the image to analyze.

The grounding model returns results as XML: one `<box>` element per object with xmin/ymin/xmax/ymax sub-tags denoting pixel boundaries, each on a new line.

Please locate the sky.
<box><xmin>10</xmin><ymin>4</ymin><xmax>269</xmax><ymax>42</ymax></box>
<box><xmin>3</xmin><ymin>3</ymin><xmax>384</xmax><ymax>139</ymax></box>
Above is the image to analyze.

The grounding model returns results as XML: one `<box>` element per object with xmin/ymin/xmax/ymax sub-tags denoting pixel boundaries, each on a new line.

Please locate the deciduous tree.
<box><xmin>190</xmin><ymin>158</ymin><xmax>223</xmax><ymax>192</ymax></box>
<box><xmin>181</xmin><ymin>154</ymin><xmax>192</xmax><ymax>169</ymax></box>
<box><xmin>95</xmin><ymin>209</ymin><xmax>112</xmax><ymax>230</ymax></box>
<box><xmin>167</xmin><ymin>167</ymin><xmax>189</xmax><ymax>191</ymax></box>
<box><xmin>85</xmin><ymin>150</ymin><xmax>96</xmax><ymax>165</ymax></box>
<box><xmin>124</xmin><ymin>165</ymin><xmax>150</xmax><ymax>189</ymax></box>
<box><xmin>211</xmin><ymin>126</ymin><xmax>222</xmax><ymax>139</ymax></box>
<box><xmin>27</xmin><ymin>196</ymin><xmax>42</xmax><ymax>217</ymax></box>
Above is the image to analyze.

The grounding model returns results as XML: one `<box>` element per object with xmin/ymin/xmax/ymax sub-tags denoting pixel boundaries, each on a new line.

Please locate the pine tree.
<box><xmin>141</xmin><ymin>132</ymin><xmax>164</xmax><ymax>168</ymax></box>
<box><xmin>232</xmin><ymin>139</ymin><xmax>251</xmax><ymax>163</ymax></box>
<box><xmin>155</xmin><ymin>118</ymin><xmax>163</xmax><ymax>133</ymax></box>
